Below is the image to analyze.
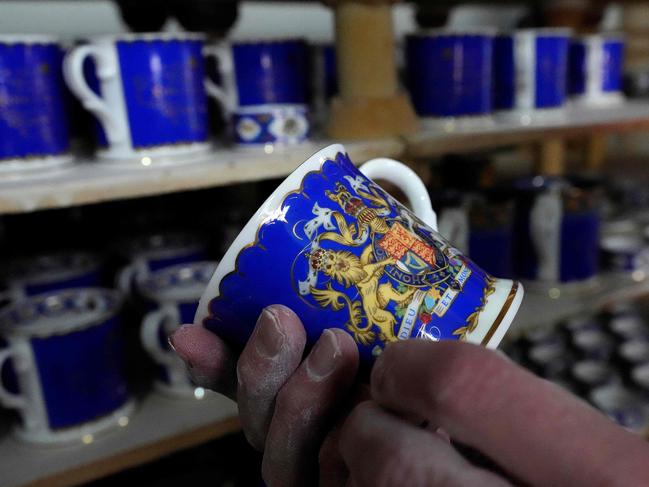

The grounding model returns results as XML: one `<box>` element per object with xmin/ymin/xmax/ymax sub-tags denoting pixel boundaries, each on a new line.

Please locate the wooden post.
<box><xmin>585</xmin><ymin>134</ymin><xmax>607</xmax><ymax>170</ymax></box>
<box><xmin>537</xmin><ymin>138</ymin><xmax>566</xmax><ymax>175</ymax></box>
<box><xmin>326</xmin><ymin>0</ymin><xmax>418</xmax><ymax>139</ymax></box>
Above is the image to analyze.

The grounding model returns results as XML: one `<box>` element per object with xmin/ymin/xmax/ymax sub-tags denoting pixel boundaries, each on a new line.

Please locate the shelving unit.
<box><xmin>0</xmin><ymin>391</ymin><xmax>238</xmax><ymax>487</ymax></box>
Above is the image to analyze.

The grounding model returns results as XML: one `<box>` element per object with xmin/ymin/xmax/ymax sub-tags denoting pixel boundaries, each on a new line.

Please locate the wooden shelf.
<box><xmin>405</xmin><ymin>102</ymin><xmax>649</xmax><ymax>157</ymax></box>
<box><xmin>0</xmin><ymin>138</ymin><xmax>404</xmax><ymax>215</ymax></box>
<box><xmin>0</xmin><ymin>391</ymin><xmax>239</xmax><ymax>487</ymax></box>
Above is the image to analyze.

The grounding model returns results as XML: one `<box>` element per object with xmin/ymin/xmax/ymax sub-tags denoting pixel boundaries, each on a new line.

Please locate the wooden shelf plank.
<box><xmin>0</xmin><ymin>138</ymin><xmax>404</xmax><ymax>215</ymax></box>
<box><xmin>1</xmin><ymin>391</ymin><xmax>239</xmax><ymax>487</ymax></box>
<box><xmin>405</xmin><ymin>102</ymin><xmax>649</xmax><ymax>157</ymax></box>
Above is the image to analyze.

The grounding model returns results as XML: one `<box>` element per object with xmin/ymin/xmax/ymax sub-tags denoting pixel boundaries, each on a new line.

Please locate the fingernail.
<box><xmin>255</xmin><ymin>307</ymin><xmax>286</xmax><ymax>358</ymax></box>
<box><xmin>307</xmin><ymin>329</ymin><xmax>340</xmax><ymax>380</ymax></box>
<box><xmin>168</xmin><ymin>332</ymin><xmax>194</xmax><ymax>369</ymax></box>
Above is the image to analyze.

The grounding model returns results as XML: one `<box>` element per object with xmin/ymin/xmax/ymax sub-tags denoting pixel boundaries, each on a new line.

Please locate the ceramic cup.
<box><xmin>137</xmin><ymin>261</ymin><xmax>217</xmax><ymax>396</ymax></box>
<box><xmin>493</xmin><ymin>28</ymin><xmax>571</xmax><ymax>121</ymax></box>
<box><xmin>600</xmin><ymin>233</ymin><xmax>649</xmax><ymax>272</ymax></box>
<box><xmin>569</xmin><ymin>34</ymin><xmax>625</xmax><ymax>106</ymax></box>
<box><xmin>64</xmin><ymin>33</ymin><xmax>210</xmax><ymax>162</ymax></box>
<box><xmin>0</xmin><ymin>288</ymin><xmax>133</xmax><ymax>444</ymax></box>
<box><xmin>0</xmin><ymin>35</ymin><xmax>72</xmax><ymax>174</ymax></box>
<box><xmin>205</xmin><ymin>39</ymin><xmax>309</xmax><ymax>146</ymax></box>
<box><xmin>405</xmin><ymin>30</ymin><xmax>494</xmax><ymax>128</ymax></box>
<box><xmin>195</xmin><ymin>144</ymin><xmax>524</xmax><ymax>366</ymax></box>
<box><xmin>589</xmin><ymin>384</ymin><xmax>649</xmax><ymax>434</ymax></box>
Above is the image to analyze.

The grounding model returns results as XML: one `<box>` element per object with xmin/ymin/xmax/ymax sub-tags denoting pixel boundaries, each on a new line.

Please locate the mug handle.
<box><xmin>63</xmin><ymin>44</ymin><xmax>126</xmax><ymax>145</ymax></box>
<box><xmin>203</xmin><ymin>44</ymin><xmax>237</xmax><ymax>114</ymax></box>
<box><xmin>141</xmin><ymin>304</ymin><xmax>182</xmax><ymax>366</ymax></box>
<box><xmin>115</xmin><ymin>263</ymin><xmax>136</xmax><ymax>297</ymax></box>
<box><xmin>359</xmin><ymin>158</ymin><xmax>438</xmax><ymax>231</ymax></box>
<box><xmin>0</xmin><ymin>345</ymin><xmax>29</xmax><ymax>410</ymax></box>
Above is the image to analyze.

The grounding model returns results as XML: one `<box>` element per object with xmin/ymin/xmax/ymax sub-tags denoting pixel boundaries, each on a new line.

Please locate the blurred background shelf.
<box><xmin>0</xmin><ymin>138</ymin><xmax>404</xmax><ymax>215</ymax></box>
<box><xmin>511</xmin><ymin>272</ymin><xmax>649</xmax><ymax>337</ymax></box>
<box><xmin>0</xmin><ymin>392</ymin><xmax>239</xmax><ymax>487</ymax></box>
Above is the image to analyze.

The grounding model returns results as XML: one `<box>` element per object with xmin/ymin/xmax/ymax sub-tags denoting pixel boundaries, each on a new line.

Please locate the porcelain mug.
<box><xmin>195</xmin><ymin>145</ymin><xmax>524</xmax><ymax>366</ymax></box>
<box><xmin>137</xmin><ymin>261</ymin><xmax>217</xmax><ymax>396</ymax></box>
<box><xmin>64</xmin><ymin>33</ymin><xmax>210</xmax><ymax>161</ymax></box>
<box><xmin>0</xmin><ymin>288</ymin><xmax>133</xmax><ymax>444</ymax></box>
<box><xmin>205</xmin><ymin>39</ymin><xmax>310</xmax><ymax>146</ymax></box>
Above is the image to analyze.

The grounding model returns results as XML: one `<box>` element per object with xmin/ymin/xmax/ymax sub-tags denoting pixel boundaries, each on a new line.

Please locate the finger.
<box><xmin>236</xmin><ymin>304</ymin><xmax>307</xmax><ymax>451</ymax></box>
<box><xmin>262</xmin><ymin>328</ymin><xmax>359</xmax><ymax>487</ymax></box>
<box><xmin>340</xmin><ymin>401</ymin><xmax>512</xmax><ymax>487</ymax></box>
<box><xmin>319</xmin><ymin>428</ymin><xmax>349</xmax><ymax>487</ymax></box>
<box><xmin>169</xmin><ymin>324</ymin><xmax>236</xmax><ymax>399</ymax></box>
<box><xmin>371</xmin><ymin>340</ymin><xmax>649</xmax><ymax>486</ymax></box>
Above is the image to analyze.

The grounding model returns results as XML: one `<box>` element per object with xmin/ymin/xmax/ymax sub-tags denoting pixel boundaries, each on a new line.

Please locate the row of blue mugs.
<box><xmin>0</xmin><ymin>33</ymin><xmax>326</xmax><ymax>171</ymax></box>
<box><xmin>0</xmin><ymin>234</ymin><xmax>216</xmax><ymax>444</ymax></box>
<box><xmin>406</xmin><ymin>29</ymin><xmax>624</xmax><ymax>125</ymax></box>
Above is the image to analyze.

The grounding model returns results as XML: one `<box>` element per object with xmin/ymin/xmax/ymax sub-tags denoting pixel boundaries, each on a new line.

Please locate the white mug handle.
<box><xmin>0</xmin><ymin>345</ymin><xmax>29</xmax><ymax>410</ymax></box>
<box><xmin>203</xmin><ymin>44</ymin><xmax>237</xmax><ymax>114</ymax></box>
<box><xmin>63</xmin><ymin>44</ymin><xmax>126</xmax><ymax>144</ymax></box>
<box><xmin>359</xmin><ymin>158</ymin><xmax>438</xmax><ymax>231</ymax></box>
<box><xmin>116</xmin><ymin>263</ymin><xmax>136</xmax><ymax>297</ymax></box>
<box><xmin>141</xmin><ymin>304</ymin><xmax>182</xmax><ymax>366</ymax></box>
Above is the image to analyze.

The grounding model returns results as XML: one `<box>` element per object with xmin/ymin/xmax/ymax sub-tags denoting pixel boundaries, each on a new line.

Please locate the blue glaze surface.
<box><xmin>602</xmin><ymin>39</ymin><xmax>624</xmax><ymax>93</ymax></box>
<box><xmin>535</xmin><ymin>36</ymin><xmax>568</xmax><ymax>108</ymax></box>
<box><xmin>0</xmin><ymin>41</ymin><xmax>70</xmax><ymax>160</ymax></box>
<box><xmin>568</xmin><ymin>41</ymin><xmax>587</xmax><ymax>95</ymax></box>
<box><xmin>406</xmin><ymin>33</ymin><xmax>493</xmax><ymax>117</ymax></box>
<box><xmin>493</xmin><ymin>36</ymin><xmax>515</xmax><ymax>110</ymax></box>
<box><xmin>232</xmin><ymin>106</ymin><xmax>309</xmax><ymax>145</ymax></box>
<box><xmin>203</xmin><ymin>153</ymin><xmax>503</xmax><ymax>365</ymax></box>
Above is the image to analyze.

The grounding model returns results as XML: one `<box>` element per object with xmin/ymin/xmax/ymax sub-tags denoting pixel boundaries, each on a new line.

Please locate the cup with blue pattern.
<box><xmin>0</xmin><ymin>35</ymin><xmax>72</xmax><ymax>175</ymax></box>
<box><xmin>205</xmin><ymin>39</ymin><xmax>310</xmax><ymax>146</ymax></box>
<box><xmin>405</xmin><ymin>30</ymin><xmax>494</xmax><ymax>129</ymax></box>
<box><xmin>195</xmin><ymin>144</ymin><xmax>524</xmax><ymax>368</ymax></box>
<box><xmin>0</xmin><ymin>251</ymin><xmax>103</xmax><ymax>303</ymax></box>
<box><xmin>64</xmin><ymin>33</ymin><xmax>210</xmax><ymax>163</ymax></box>
<box><xmin>0</xmin><ymin>288</ymin><xmax>133</xmax><ymax>444</ymax></box>
<box><xmin>569</xmin><ymin>34</ymin><xmax>625</xmax><ymax>106</ymax></box>
<box><xmin>137</xmin><ymin>261</ymin><xmax>217</xmax><ymax>396</ymax></box>
<box><xmin>493</xmin><ymin>28</ymin><xmax>571</xmax><ymax>121</ymax></box>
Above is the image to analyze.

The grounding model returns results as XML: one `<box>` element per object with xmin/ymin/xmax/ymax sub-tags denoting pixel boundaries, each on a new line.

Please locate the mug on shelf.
<box><xmin>115</xmin><ymin>232</ymin><xmax>208</xmax><ymax>295</ymax></box>
<box><xmin>0</xmin><ymin>35</ymin><xmax>72</xmax><ymax>174</ymax></box>
<box><xmin>205</xmin><ymin>39</ymin><xmax>310</xmax><ymax>146</ymax></box>
<box><xmin>64</xmin><ymin>33</ymin><xmax>210</xmax><ymax>162</ymax></box>
<box><xmin>0</xmin><ymin>251</ymin><xmax>103</xmax><ymax>303</ymax></box>
<box><xmin>405</xmin><ymin>30</ymin><xmax>494</xmax><ymax>128</ymax></box>
<box><xmin>493</xmin><ymin>28</ymin><xmax>571</xmax><ymax>120</ymax></box>
<box><xmin>310</xmin><ymin>44</ymin><xmax>338</xmax><ymax>123</ymax></box>
<box><xmin>195</xmin><ymin>144</ymin><xmax>524</xmax><ymax>367</ymax></box>
<box><xmin>137</xmin><ymin>261</ymin><xmax>217</xmax><ymax>396</ymax></box>
<box><xmin>600</xmin><ymin>233</ymin><xmax>649</xmax><ymax>273</ymax></box>
<box><xmin>569</xmin><ymin>35</ymin><xmax>625</xmax><ymax>106</ymax></box>
<box><xmin>0</xmin><ymin>288</ymin><xmax>134</xmax><ymax>444</ymax></box>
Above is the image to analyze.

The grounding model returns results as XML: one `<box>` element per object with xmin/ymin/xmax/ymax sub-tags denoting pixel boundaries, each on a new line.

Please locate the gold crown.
<box><xmin>306</xmin><ymin>248</ymin><xmax>330</xmax><ymax>271</ymax></box>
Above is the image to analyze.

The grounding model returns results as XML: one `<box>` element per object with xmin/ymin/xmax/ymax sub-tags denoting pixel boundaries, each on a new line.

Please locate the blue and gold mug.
<box><xmin>0</xmin><ymin>35</ymin><xmax>72</xmax><ymax>173</ymax></box>
<box><xmin>195</xmin><ymin>145</ymin><xmax>523</xmax><ymax>366</ymax></box>
<box><xmin>205</xmin><ymin>39</ymin><xmax>309</xmax><ymax>146</ymax></box>
<box><xmin>0</xmin><ymin>288</ymin><xmax>133</xmax><ymax>444</ymax></box>
<box><xmin>64</xmin><ymin>33</ymin><xmax>210</xmax><ymax>162</ymax></box>
<box><xmin>137</xmin><ymin>261</ymin><xmax>217</xmax><ymax>396</ymax></box>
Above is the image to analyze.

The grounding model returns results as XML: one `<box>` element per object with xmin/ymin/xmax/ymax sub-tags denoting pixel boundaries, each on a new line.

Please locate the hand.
<box><xmin>339</xmin><ymin>340</ymin><xmax>649</xmax><ymax>487</ymax></box>
<box><xmin>169</xmin><ymin>304</ymin><xmax>359</xmax><ymax>486</ymax></box>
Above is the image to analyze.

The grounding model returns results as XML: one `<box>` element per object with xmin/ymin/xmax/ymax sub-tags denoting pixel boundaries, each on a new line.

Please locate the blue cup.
<box><xmin>405</xmin><ymin>31</ymin><xmax>494</xmax><ymax>125</ymax></box>
<box><xmin>569</xmin><ymin>35</ymin><xmax>625</xmax><ymax>106</ymax></box>
<box><xmin>493</xmin><ymin>29</ymin><xmax>571</xmax><ymax>118</ymax></box>
<box><xmin>0</xmin><ymin>35</ymin><xmax>72</xmax><ymax>173</ymax></box>
<box><xmin>0</xmin><ymin>251</ymin><xmax>103</xmax><ymax>302</ymax></box>
<box><xmin>310</xmin><ymin>44</ymin><xmax>338</xmax><ymax>122</ymax></box>
<box><xmin>512</xmin><ymin>176</ymin><xmax>601</xmax><ymax>286</ymax></box>
<box><xmin>195</xmin><ymin>144</ymin><xmax>524</xmax><ymax>367</ymax></box>
<box><xmin>205</xmin><ymin>39</ymin><xmax>310</xmax><ymax>145</ymax></box>
<box><xmin>64</xmin><ymin>33</ymin><xmax>210</xmax><ymax>162</ymax></box>
<box><xmin>0</xmin><ymin>288</ymin><xmax>133</xmax><ymax>444</ymax></box>
<box><xmin>137</xmin><ymin>261</ymin><xmax>217</xmax><ymax>396</ymax></box>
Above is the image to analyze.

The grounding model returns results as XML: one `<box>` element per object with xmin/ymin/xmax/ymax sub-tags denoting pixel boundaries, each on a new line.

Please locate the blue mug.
<box><xmin>493</xmin><ymin>29</ymin><xmax>571</xmax><ymax>118</ymax></box>
<box><xmin>512</xmin><ymin>176</ymin><xmax>601</xmax><ymax>286</ymax></box>
<box><xmin>115</xmin><ymin>232</ymin><xmax>207</xmax><ymax>295</ymax></box>
<box><xmin>0</xmin><ymin>35</ymin><xmax>71</xmax><ymax>173</ymax></box>
<box><xmin>195</xmin><ymin>145</ymin><xmax>524</xmax><ymax>367</ymax></box>
<box><xmin>569</xmin><ymin>35</ymin><xmax>625</xmax><ymax>106</ymax></box>
<box><xmin>310</xmin><ymin>44</ymin><xmax>338</xmax><ymax>122</ymax></box>
<box><xmin>0</xmin><ymin>251</ymin><xmax>103</xmax><ymax>302</ymax></box>
<box><xmin>138</xmin><ymin>261</ymin><xmax>218</xmax><ymax>396</ymax></box>
<box><xmin>205</xmin><ymin>39</ymin><xmax>310</xmax><ymax>146</ymax></box>
<box><xmin>0</xmin><ymin>288</ymin><xmax>133</xmax><ymax>444</ymax></box>
<box><xmin>64</xmin><ymin>33</ymin><xmax>210</xmax><ymax>162</ymax></box>
<box><xmin>405</xmin><ymin>31</ymin><xmax>494</xmax><ymax>125</ymax></box>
